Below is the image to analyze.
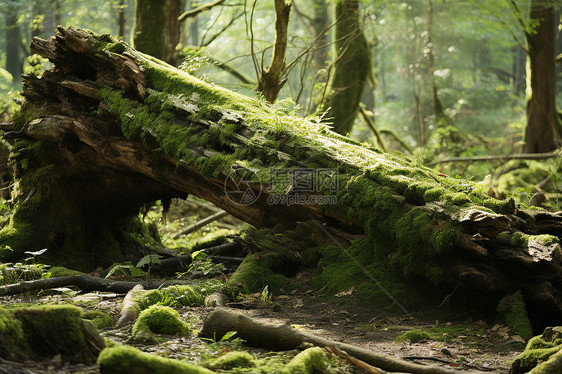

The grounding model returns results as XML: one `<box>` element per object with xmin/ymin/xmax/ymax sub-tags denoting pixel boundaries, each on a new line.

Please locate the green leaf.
<box><xmin>136</xmin><ymin>254</ymin><xmax>161</xmax><ymax>268</ymax></box>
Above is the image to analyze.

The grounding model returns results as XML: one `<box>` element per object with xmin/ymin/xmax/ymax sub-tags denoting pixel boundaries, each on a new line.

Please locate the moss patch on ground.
<box><xmin>98</xmin><ymin>345</ymin><xmax>215</xmax><ymax>374</ymax></box>
<box><xmin>132</xmin><ymin>305</ymin><xmax>191</xmax><ymax>343</ymax></box>
<box><xmin>0</xmin><ymin>304</ymin><xmax>104</xmax><ymax>363</ymax></box>
<box><xmin>395</xmin><ymin>329</ymin><xmax>432</xmax><ymax>343</ymax></box>
<box><xmin>83</xmin><ymin>310</ymin><xmax>113</xmax><ymax>330</ymax></box>
<box><xmin>136</xmin><ymin>285</ymin><xmax>204</xmax><ymax>310</ymax></box>
<box><xmin>206</xmin><ymin>351</ymin><xmax>258</xmax><ymax>370</ymax></box>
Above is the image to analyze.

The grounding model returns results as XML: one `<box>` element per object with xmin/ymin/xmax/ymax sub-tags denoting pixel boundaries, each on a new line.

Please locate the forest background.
<box><xmin>2</xmin><ymin>0</ymin><xmax>562</xmax><ymax>210</ymax></box>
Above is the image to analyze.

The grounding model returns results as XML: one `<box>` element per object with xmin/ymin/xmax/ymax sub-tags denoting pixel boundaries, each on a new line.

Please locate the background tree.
<box><xmin>132</xmin><ymin>0</ymin><xmax>184</xmax><ymax>65</ymax></box>
<box><xmin>256</xmin><ymin>0</ymin><xmax>292</xmax><ymax>103</ymax></box>
<box><xmin>5</xmin><ymin>1</ymin><xmax>25</xmax><ymax>79</ymax></box>
<box><xmin>323</xmin><ymin>0</ymin><xmax>374</xmax><ymax>135</ymax></box>
<box><xmin>519</xmin><ymin>0</ymin><xmax>561</xmax><ymax>152</ymax></box>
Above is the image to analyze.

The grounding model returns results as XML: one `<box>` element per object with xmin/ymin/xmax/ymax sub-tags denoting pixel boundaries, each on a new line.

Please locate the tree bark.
<box><xmin>133</xmin><ymin>0</ymin><xmax>183</xmax><ymax>65</ymax></box>
<box><xmin>4</xmin><ymin>27</ymin><xmax>562</xmax><ymax>328</ymax></box>
<box><xmin>524</xmin><ymin>0</ymin><xmax>561</xmax><ymax>153</ymax></box>
<box><xmin>257</xmin><ymin>0</ymin><xmax>292</xmax><ymax>103</ymax></box>
<box><xmin>6</xmin><ymin>10</ymin><xmax>23</xmax><ymax>79</ymax></box>
<box><xmin>324</xmin><ymin>0</ymin><xmax>373</xmax><ymax>135</ymax></box>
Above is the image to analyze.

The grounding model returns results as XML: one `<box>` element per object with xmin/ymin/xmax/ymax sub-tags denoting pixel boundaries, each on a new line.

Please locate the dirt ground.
<box><xmin>0</xmin><ymin>273</ymin><xmax>522</xmax><ymax>374</ymax></box>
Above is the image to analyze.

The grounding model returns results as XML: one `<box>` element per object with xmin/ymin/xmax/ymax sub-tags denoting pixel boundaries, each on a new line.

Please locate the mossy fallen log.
<box><xmin>2</xmin><ymin>26</ymin><xmax>562</xmax><ymax>327</ymax></box>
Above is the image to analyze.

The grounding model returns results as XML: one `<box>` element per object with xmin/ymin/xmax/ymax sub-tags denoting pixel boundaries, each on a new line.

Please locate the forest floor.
<box><xmin>0</xmin><ymin>273</ymin><xmax>522</xmax><ymax>374</ymax></box>
<box><xmin>0</xmin><ymin>199</ymin><xmax>525</xmax><ymax>373</ymax></box>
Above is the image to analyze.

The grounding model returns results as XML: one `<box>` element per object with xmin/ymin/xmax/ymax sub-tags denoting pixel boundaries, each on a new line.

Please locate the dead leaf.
<box><xmin>335</xmin><ymin>286</ymin><xmax>355</xmax><ymax>297</ymax></box>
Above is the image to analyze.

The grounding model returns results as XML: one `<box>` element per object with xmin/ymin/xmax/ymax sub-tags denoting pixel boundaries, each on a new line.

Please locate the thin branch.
<box><xmin>428</xmin><ymin>152</ymin><xmax>562</xmax><ymax>166</ymax></box>
<box><xmin>178</xmin><ymin>0</ymin><xmax>226</xmax><ymax>22</ymax></box>
<box><xmin>207</xmin><ymin>56</ymin><xmax>257</xmax><ymax>85</ymax></box>
<box><xmin>327</xmin><ymin>345</ymin><xmax>386</xmax><ymax>374</ymax></box>
<box><xmin>358</xmin><ymin>104</ymin><xmax>386</xmax><ymax>152</ymax></box>
<box><xmin>173</xmin><ymin>210</ymin><xmax>229</xmax><ymax>239</ymax></box>
<box><xmin>245</xmin><ymin>0</ymin><xmax>261</xmax><ymax>77</ymax></box>
<box><xmin>201</xmin><ymin>11</ymin><xmax>244</xmax><ymax>47</ymax></box>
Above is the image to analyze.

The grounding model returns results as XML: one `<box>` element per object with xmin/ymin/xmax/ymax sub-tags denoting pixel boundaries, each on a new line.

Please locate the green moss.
<box><xmin>206</xmin><ymin>351</ymin><xmax>257</xmax><ymax>370</ymax></box>
<box><xmin>98</xmin><ymin>345</ymin><xmax>215</xmax><ymax>374</ymax></box>
<box><xmin>0</xmin><ymin>307</ymin><xmax>27</xmax><ymax>359</ymax></box>
<box><xmin>136</xmin><ymin>285</ymin><xmax>203</xmax><ymax>310</ymax></box>
<box><xmin>511</xmin><ymin>327</ymin><xmax>562</xmax><ymax>372</ymax></box>
<box><xmin>132</xmin><ymin>305</ymin><xmax>190</xmax><ymax>342</ymax></box>
<box><xmin>450</xmin><ymin>193</ymin><xmax>472</xmax><ymax>206</ymax></box>
<box><xmin>104</xmin><ymin>42</ymin><xmax>126</xmax><ymax>54</ymax></box>
<box><xmin>532</xmin><ymin>349</ymin><xmax>562</xmax><ymax>374</ymax></box>
<box><xmin>482</xmin><ymin>197</ymin><xmax>516</xmax><ymax>215</ymax></box>
<box><xmin>226</xmin><ymin>252</ymin><xmax>289</xmax><ymax>295</ymax></box>
<box><xmin>531</xmin><ymin>234</ymin><xmax>560</xmax><ymax>247</ymax></box>
<box><xmin>512</xmin><ymin>345</ymin><xmax>562</xmax><ymax>373</ymax></box>
<box><xmin>285</xmin><ymin>347</ymin><xmax>327</xmax><ymax>373</ymax></box>
<box><xmin>13</xmin><ymin>304</ymin><xmax>102</xmax><ymax>363</ymax></box>
<box><xmin>83</xmin><ymin>311</ymin><xmax>113</xmax><ymax>330</ymax></box>
<box><xmin>395</xmin><ymin>329</ymin><xmax>432</xmax><ymax>343</ymax></box>
<box><xmin>497</xmin><ymin>290</ymin><xmax>533</xmax><ymax>341</ymax></box>
<box><xmin>47</xmin><ymin>266</ymin><xmax>84</xmax><ymax>277</ymax></box>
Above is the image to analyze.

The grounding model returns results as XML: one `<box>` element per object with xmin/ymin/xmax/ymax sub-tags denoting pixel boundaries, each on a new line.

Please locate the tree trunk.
<box><xmin>6</xmin><ymin>10</ymin><xmax>23</xmax><ymax>79</ymax></box>
<box><xmin>132</xmin><ymin>0</ymin><xmax>183</xmax><ymax>65</ymax></box>
<box><xmin>524</xmin><ymin>1</ymin><xmax>561</xmax><ymax>153</ymax></box>
<box><xmin>257</xmin><ymin>0</ymin><xmax>292</xmax><ymax>103</ymax></box>
<box><xmin>118</xmin><ymin>0</ymin><xmax>126</xmax><ymax>40</ymax></box>
<box><xmin>311</xmin><ymin>0</ymin><xmax>329</xmax><ymax>67</ymax></box>
<box><xmin>5</xmin><ymin>27</ymin><xmax>562</xmax><ymax>329</ymax></box>
<box><xmin>323</xmin><ymin>0</ymin><xmax>372</xmax><ymax>135</ymax></box>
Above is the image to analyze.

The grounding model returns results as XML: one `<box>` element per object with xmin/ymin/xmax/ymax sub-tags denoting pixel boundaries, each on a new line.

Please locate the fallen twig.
<box><xmin>327</xmin><ymin>345</ymin><xmax>387</xmax><ymax>374</ymax></box>
<box><xmin>173</xmin><ymin>210</ymin><xmax>229</xmax><ymax>239</ymax></box>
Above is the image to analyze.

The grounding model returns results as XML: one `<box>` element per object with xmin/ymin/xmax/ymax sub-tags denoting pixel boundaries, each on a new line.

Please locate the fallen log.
<box><xmin>200</xmin><ymin>308</ymin><xmax>486</xmax><ymax>374</ymax></box>
<box><xmin>0</xmin><ymin>275</ymin><xmax>165</xmax><ymax>296</ymax></box>
<box><xmin>1</xmin><ymin>26</ymin><xmax>562</xmax><ymax>327</ymax></box>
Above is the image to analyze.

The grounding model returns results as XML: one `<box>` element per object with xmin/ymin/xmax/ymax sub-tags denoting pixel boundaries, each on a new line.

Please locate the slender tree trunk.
<box><xmin>427</xmin><ymin>0</ymin><xmax>447</xmax><ymax>127</ymax></box>
<box><xmin>190</xmin><ymin>2</ymin><xmax>199</xmax><ymax>46</ymax></box>
<box><xmin>133</xmin><ymin>0</ymin><xmax>183</xmax><ymax>65</ymax></box>
<box><xmin>324</xmin><ymin>0</ymin><xmax>372</xmax><ymax>135</ymax></box>
<box><xmin>118</xmin><ymin>0</ymin><xmax>126</xmax><ymax>39</ymax></box>
<box><xmin>6</xmin><ymin>11</ymin><xmax>23</xmax><ymax>79</ymax></box>
<box><xmin>524</xmin><ymin>0</ymin><xmax>561</xmax><ymax>153</ymax></box>
<box><xmin>512</xmin><ymin>46</ymin><xmax>526</xmax><ymax>95</ymax></box>
<box><xmin>312</xmin><ymin>0</ymin><xmax>329</xmax><ymax>67</ymax></box>
<box><xmin>257</xmin><ymin>0</ymin><xmax>292</xmax><ymax>103</ymax></box>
